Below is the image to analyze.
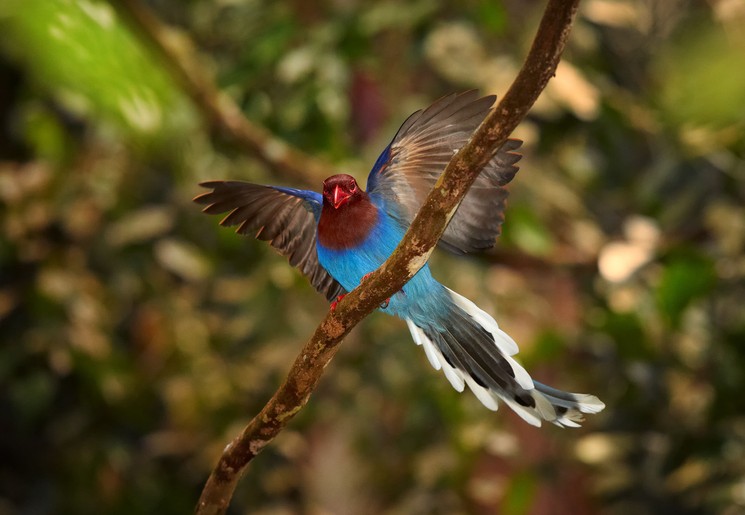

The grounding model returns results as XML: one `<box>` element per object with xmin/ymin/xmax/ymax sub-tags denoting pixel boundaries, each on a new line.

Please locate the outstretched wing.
<box><xmin>366</xmin><ymin>91</ymin><xmax>522</xmax><ymax>254</ymax></box>
<box><xmin>194</xmin><ymin>181</ymin><xmax>346</xmax><ymax>301</ymax></box>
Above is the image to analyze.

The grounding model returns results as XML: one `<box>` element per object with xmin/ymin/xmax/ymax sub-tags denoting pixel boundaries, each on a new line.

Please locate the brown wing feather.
<box><xmin>368</xmin><ymin>91</ymin><xmax>522</xmax><ymax>254</ymax></box>
<box><xmin>194</xmin><ymin>181</ymin><xmax>345</xmax><ymax>301</ymax></box>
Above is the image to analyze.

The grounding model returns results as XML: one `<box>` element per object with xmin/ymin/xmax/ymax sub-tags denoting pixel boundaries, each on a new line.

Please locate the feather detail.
<box><xmin>366</xmin><ymin>91</ymin><xmax>523</xmax><ymax>254</ymax></box>
<box><xmin>446</xmin><ymin>287</ymin><xmax>519</xmax><ymax>356</ymax></box>
<box><xmin>405</xmin><ymin>288</ymin><xmax>605</xmax><ymax>427</ymax></box>
<box><xmin>194</xmin><ymin>181</ymin><xmax>345</xmax><ymax>302</ymax></box>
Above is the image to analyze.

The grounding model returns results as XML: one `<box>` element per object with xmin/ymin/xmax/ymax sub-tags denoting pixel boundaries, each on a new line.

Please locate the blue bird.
<box><xmin>195</xmin><ymin>91</ymin><xmax>604</xmax><ymax>427</ymax></box>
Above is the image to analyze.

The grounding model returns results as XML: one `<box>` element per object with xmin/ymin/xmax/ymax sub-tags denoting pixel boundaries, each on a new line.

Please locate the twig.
<box><xmin>194</xmin><ymin>0</ymin><xmax>581</xmax><ymax>513</ymax></box>
<box><xmin>109</xmin><ymin>0</ymin><xmax>332</xmax><ymax>187</ymax></box>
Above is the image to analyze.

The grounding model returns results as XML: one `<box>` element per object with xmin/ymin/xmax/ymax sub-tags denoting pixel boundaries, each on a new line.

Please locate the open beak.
<box><xmin>332</xmin><ymin>185</ymin><xmax>351</xmax><ymax>209</ymax></box>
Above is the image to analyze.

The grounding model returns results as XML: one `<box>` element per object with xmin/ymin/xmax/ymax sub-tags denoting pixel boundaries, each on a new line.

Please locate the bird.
<box><xmin>194</xmin><ymin>91</ymin><xmax>605</xmax><ymax>427</ymax></box>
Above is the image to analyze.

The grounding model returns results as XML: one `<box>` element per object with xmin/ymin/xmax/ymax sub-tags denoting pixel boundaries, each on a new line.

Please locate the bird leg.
<box><xmin>361</xmin><ymin>272</ymin><xmax>393</xmax><ymax>309</ymax></box>
<box><xmin>330</xmin><ymin>294</ymin><xmax>346</xmax><ymax>311</ymax></box>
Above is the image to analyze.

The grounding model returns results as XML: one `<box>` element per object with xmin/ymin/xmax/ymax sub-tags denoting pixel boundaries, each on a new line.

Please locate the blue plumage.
<box><xmin>195</xmin><ymin>92</ymin><xmax>605</xmax><ymax>427</ymax></box>
<box><xmin>315</xmin><ymin>197</ymin><xmax>447</xmax><ymax>326</ymax></box>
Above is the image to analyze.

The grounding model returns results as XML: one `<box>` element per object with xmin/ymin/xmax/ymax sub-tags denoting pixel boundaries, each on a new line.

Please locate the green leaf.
<box><xmin>475</xmin><ymin>0</ymin><xmax>507</xmax><ymax>34</ymax></box>
<box><xmin>600</xmin><ymin>312</ymin><xmax>650</xmax><ymax>359</ymax></box>
<box><xmin>657</xmin><ymin>254</ymin><xmax>716</xmax><ymax>328</ymax></box>
<box><xmin>656</xmin><ymin>22</ymin><xmax>745</xmax><ymax>128</ymax></box>
<box><xmin>501</xmin><ymin>205</ymin><xmax>554</xmax><ymax>256</ymax></box>
<box><xmin>1</xmin><ymin>0</ymin><xmax>186</xmax><ymax>138</ymax></box>
<box><xmin>502</xmin><ymin>470</ymin><xmax>537</xmax><ymax>515</ymax></box>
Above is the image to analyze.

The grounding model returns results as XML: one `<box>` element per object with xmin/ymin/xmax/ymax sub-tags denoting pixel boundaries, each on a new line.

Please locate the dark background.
<box><xmin>1</xmin><ymin>0</ymin><xmax>744</xmax><ymax>513</ymax></box>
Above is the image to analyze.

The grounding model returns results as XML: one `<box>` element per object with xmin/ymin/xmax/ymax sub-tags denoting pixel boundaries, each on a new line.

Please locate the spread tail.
<box><xmin>405</xmin><ymin>288</ymin><xmax>604</xmax><ymax>427</ymax></box>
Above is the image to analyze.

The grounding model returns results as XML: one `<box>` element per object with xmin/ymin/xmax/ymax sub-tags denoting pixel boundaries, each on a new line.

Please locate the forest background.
<box><xmin>1</xmin><ymin>0</ymin><xmax>745</xmax><ymax>514</ymax></box>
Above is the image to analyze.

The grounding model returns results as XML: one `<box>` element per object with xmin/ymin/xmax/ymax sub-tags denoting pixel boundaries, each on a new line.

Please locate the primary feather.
<box><xmin>195</xmin><ymin>92</ymin><xmax>605</xmax><ymax>427</ymax></box>
<box><xmin>194</xmin><ymin>181</ymin><xmax>345</xmax><ymax>301</ymax></box>
<box><xmin>367</xmin><ymin>90</ymin><xmax>523</xmax><ymax>254</ymax></box>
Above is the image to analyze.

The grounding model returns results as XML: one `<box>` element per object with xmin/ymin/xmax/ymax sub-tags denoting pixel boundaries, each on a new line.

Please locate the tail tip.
<box><xmin>576</xmin><ymin>394</ymin><xmax>606</xmax><ymax>414</ymax></box>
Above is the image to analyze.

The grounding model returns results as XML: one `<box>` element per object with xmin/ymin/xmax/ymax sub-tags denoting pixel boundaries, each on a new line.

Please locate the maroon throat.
<box><xmin>317</xmin><ymin>184</ymin><xmax>378</xmax><ymax>250</ymax></box>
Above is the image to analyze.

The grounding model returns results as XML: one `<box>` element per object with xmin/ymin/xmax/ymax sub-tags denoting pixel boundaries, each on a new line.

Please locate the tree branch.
<box><xmin>109</xmin><ymin>0</ymin><xmax>332</xmax><ymax>187</ymax></box>
<box><xmin>194</xmin><ymin>0</ymin><xmax>581</xmax><ymax>512</ymax></box>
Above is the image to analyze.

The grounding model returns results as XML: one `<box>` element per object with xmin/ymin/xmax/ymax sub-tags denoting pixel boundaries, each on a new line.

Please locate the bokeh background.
<box><xmin>2</xmin><ymin>0</ymin><xmax>745</xmax><ymax>513</ymax></box>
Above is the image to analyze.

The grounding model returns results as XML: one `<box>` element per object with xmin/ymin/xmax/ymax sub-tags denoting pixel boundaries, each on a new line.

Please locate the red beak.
<box><xmin>332</xmin><ymin>185</ymin><xmax>351</xmax><ymax>209</ymax></box>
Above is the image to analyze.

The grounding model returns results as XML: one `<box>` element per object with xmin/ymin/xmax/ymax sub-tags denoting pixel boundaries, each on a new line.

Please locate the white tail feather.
<box><xmin>440</xmin><ymin>357</ymin><xmax>466</xmax><ymax>392</ymax></box>
<box><xmin>447</xmin><ymin>288</ymin><xmax>532</xmax><ymax>390</ymax></box>
<box><xmin>502</xmin><ymin>396</ymin><xmax>542</xmax><ymax>427</ymax></box>
<box><xmin>406</xmin><ymin>319</ymin><xmax>422</xmax><ymax>346</ymax></box>
<box><xmin>406</xmin><ymin>319</ymin><xmax>441</xmax><ymax>370</ymax></box>
<box><xmin>403</xmin><ymin>289</ymin><xmax>605</xmax><ymax>428</ymax></box>
<box><xmin>503</xmin><ymin>354</ymin><xmax>534</xmax><ymax>391</ymax></box>
<box><xmin>447</xmin><ymin>287</ymin><xmax>519</xmax><ymax>356</ymax></box>
<box><xmin>464</xmin><ymin>376</ymin><xmax>500</xmax><ymax>411</ymax></box>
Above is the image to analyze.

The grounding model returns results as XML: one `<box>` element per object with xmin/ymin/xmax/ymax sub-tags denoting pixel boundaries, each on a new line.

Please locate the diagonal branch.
<box><xmin>195</xmin><ymin>0</ymin><xmax>581</xmax><ymax>513</ymax></box>
<box><xmin>109</xmin><ymin>0</ymin><xmax>331</xmax><ymax>187</ymax></box>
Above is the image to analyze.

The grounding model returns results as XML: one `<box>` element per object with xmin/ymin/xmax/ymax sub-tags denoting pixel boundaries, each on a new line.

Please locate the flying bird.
<box><xmin>195</xmin><ymin>91</ymin><xmax>604</xmax><ymax>427</ymax></box>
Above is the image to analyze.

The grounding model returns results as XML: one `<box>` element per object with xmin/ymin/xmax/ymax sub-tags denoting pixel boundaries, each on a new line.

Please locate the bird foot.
<box><xmin>330</xmin><ymin>294</ymin><xmax>346</xmax><ymax>311</ymax></box>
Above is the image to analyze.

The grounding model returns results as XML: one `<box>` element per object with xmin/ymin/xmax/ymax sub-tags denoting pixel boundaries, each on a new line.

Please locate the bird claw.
<box><xmin>330</xmin><ymin>294</ymin><xmax>346</xmax><ymax>311</ymax></box>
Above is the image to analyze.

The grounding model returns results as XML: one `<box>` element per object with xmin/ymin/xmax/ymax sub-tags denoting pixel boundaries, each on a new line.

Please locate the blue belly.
<box><xmin>316</xmin><ymin>213</ymin><xmax>446</xmax><ymax>325</ymax></box>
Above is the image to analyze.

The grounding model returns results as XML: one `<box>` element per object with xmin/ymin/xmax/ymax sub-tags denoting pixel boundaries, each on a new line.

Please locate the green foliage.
<box><xmin>656</xmin><ymin>22</ymin><xmax>745</xmax><ymax>129</ymax></box>
<box><xmin>656</xmin><ymin>253</ymin><xmax>716</xmax><ymax>328</ymax></box>
<box><xmin>1</xmin><ymin>0</ymin><xmax>187</xmax><ymax>140</ymax></box>
<box><xmin>500</xmin><ymin>204</ymin><xmax>555</xmax><ymax>256</ymax></box>
<box><xmin>502</xmin><ymin>471</ymin><xmax>537</xmax><ymax>515</ymax></box>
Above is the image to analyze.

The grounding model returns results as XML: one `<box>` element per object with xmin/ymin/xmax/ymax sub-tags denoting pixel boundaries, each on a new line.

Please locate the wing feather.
<box><xmin>367</xmin><ymin>91</ymin><xmax>522</xmax><ymax>254</ymax></box>
<box><xmin>195</xmin><ymin>181</ymin><xmax>345</xmax><ymax>301</ymax></box>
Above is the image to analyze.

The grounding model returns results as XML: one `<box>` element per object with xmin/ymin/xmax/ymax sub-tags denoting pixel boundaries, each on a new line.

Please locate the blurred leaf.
<box><xmin>502</xmin><ymin>470</ymin><xmax>537</xmax><ymax>515</ymax></box>
<box><xmin>1</xmin><ymin>0</ymin><xmax>186</xmax><ymax>138</ymax></box>
<box><xmin>154</xmin><ymin>238</ymin><xmax>212</xmax><ymax>282</ymax></box>
<box><xmin>21</xmin><ymin>105</ymin><xmax>75</xmax><ymax>164</ymax></box>
<box><xmin>656</xmin><ymin>254</ymin><xmax>717</xmax><ymax>328</ymax></box>
<box><xmin>526</xmin><ymin>329</ymin><xmax>565</xmax><ymax>363</ymax></box>
<box><xmin>106</xmin><ymin>206</ymin><xmax>175</xmax><ymax>247</ymax></box>
<box><xmin>598</xmin><ymin>312</ymin><xmax>651</xmax><ymax>359</ymax></box>
<box><xmin>500</xmin><ymin>204</ymin><xmax>554</xmax><ymax>256</ymax></box>
<box><xmin>9</xmin><ymin>371</ymin><xmax>55</xmax><ymax>424</ymax></box>
<box><xmin>360</xmin><ymin>0</ymin><xmax>439</xmax><ymax>34</ymax></box>
<box><xmin>473</xmin><ymin>0</ymin><xmax>508</xmax><ymax>34</ymax></box>
<box><xmin>656</xmin><ymin>22</ymin><xmax>745</xmax><ymax>129</ymax></box>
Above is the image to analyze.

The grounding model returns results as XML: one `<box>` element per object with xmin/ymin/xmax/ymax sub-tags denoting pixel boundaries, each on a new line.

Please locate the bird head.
<box><xmin>322</xmin><ymin>174</ymin><xmax>362</xmax><ymax>210</ymax></box>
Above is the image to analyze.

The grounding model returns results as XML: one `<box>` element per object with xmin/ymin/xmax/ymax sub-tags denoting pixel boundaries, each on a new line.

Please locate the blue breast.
<box><xmin>316</xmin><ymin>208</ymin><xmax>447</xmax><ymax>325</ymax></box>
